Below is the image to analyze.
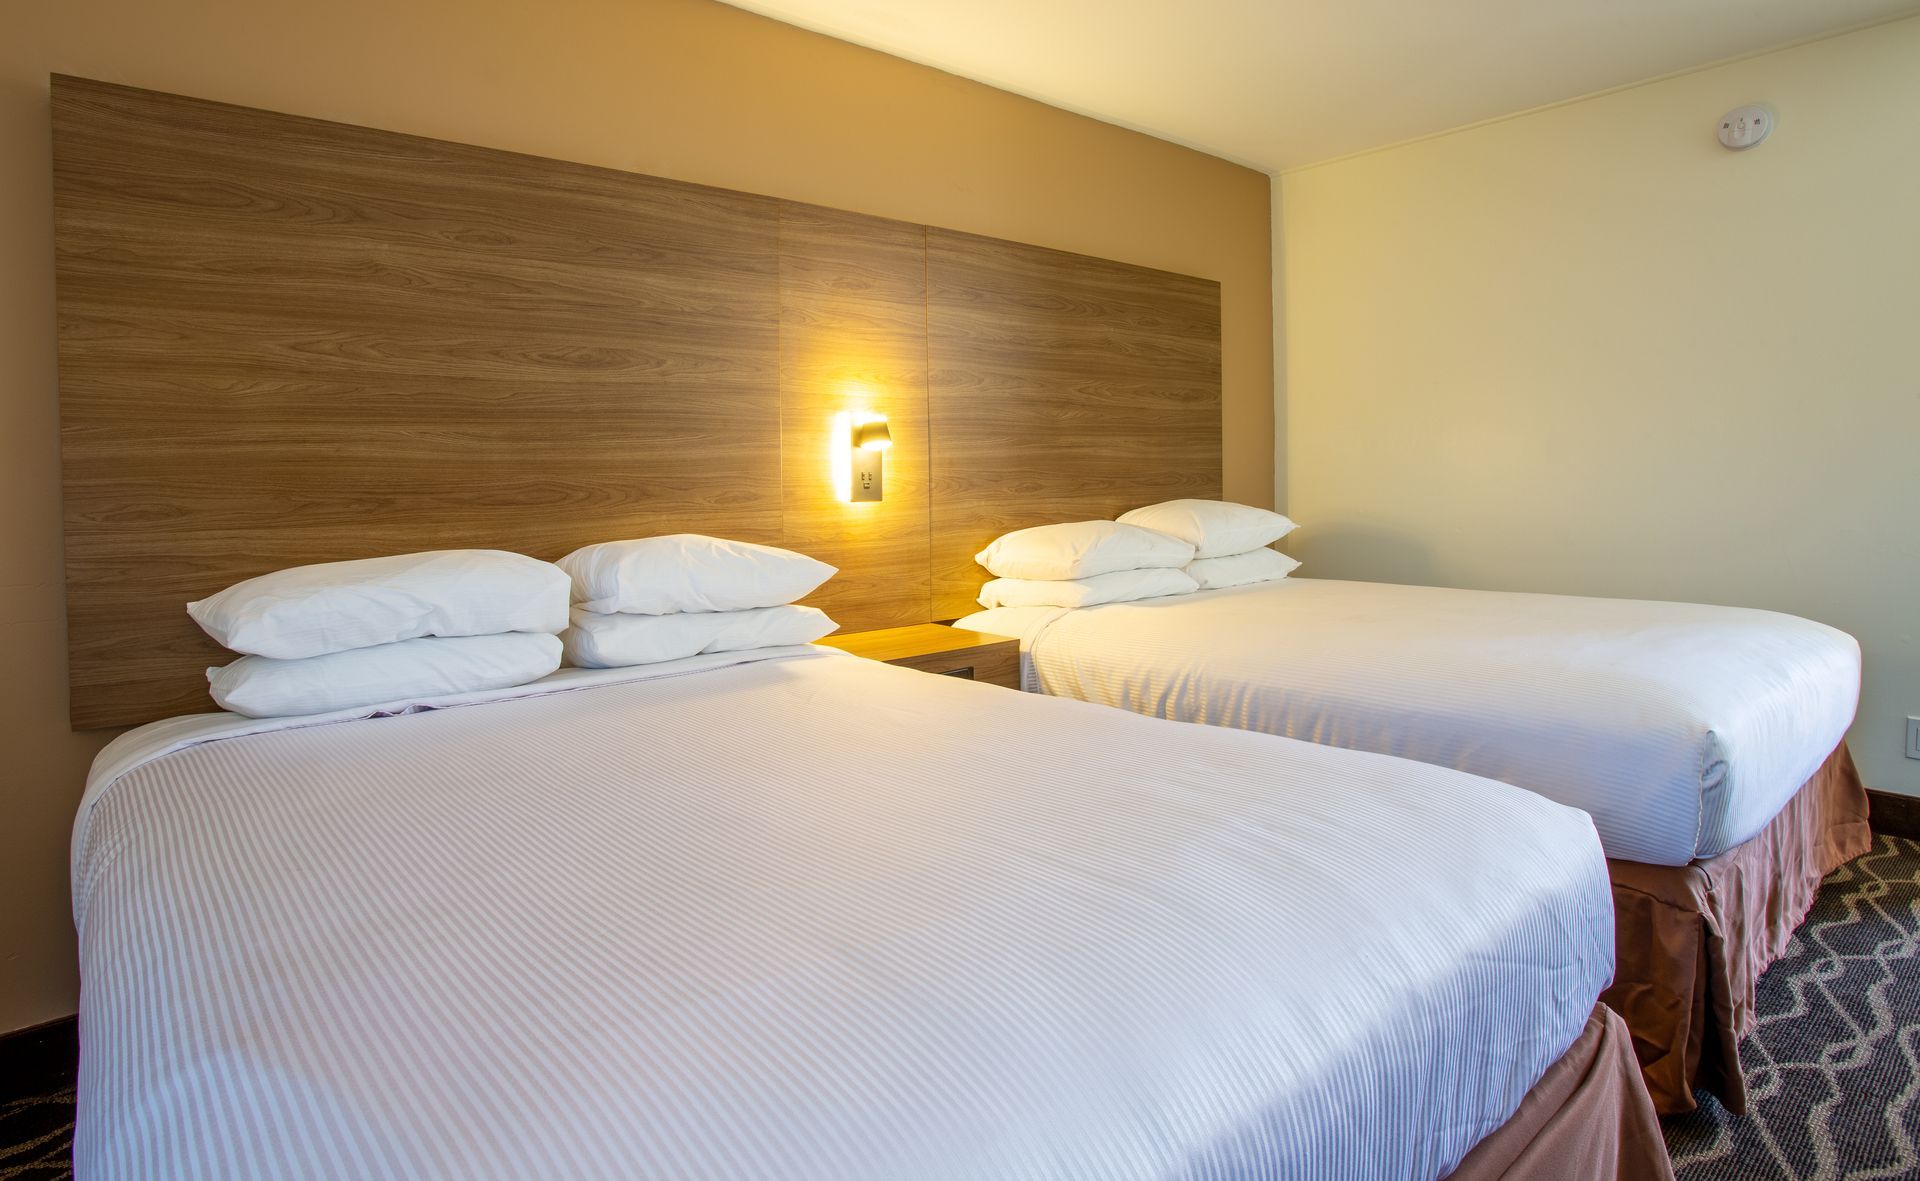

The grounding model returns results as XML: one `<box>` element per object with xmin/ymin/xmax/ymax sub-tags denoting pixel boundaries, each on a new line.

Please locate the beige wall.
<box><xmin>1282</xmin><ymin>17</ymin><xmax>1920</xmax><ymax>797</ymax></box>
<box><xmin>0</xmin><ymin>0</ymin><xmax>1272</xmax><ymax>1034</ymax></box>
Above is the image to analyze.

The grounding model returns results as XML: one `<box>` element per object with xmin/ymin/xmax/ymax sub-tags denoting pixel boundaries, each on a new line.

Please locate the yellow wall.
<box><xmin>0</xmin><ymin>0</ymin><xmax>1272</xmax><ymax>1033</ymax></box>
<box><xmin>1282</xmin><ymin>17</ymin><xmax>1920</xmax><ymax>797</ymax></box>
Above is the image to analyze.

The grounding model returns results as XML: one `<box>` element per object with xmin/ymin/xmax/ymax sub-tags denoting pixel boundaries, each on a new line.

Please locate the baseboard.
<box><xmin>0</xmin><ymin>1014</ymin><xmax>77</xmax><ymax>1097</ymax></box>
<box><xmin>1869</xmin><ymin>789</ymin><xmax>1920</xmax><ymax>841</ymax></box>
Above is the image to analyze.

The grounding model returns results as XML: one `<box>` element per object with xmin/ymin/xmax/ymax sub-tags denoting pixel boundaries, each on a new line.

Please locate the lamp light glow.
<box><xmin>832</xmin><ymin>411</ymin><xmax>890</xmax><ymax>503</ymax></box>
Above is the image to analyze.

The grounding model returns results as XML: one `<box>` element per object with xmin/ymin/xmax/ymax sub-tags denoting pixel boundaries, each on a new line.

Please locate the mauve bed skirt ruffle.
<box><xmin>1449</xmin><ymin>1003</ymin><xmax>1674</xmax><ymax>1180</ymax></box>
<box><xmin>1602</xmin><ymin>743</ymin><xmax>1872</xmax><ymax>1115</ymax></box>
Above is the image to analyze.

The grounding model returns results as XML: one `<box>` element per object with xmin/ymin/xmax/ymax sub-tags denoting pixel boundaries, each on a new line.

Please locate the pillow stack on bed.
<box><xmin>973</xmin><ymin>521</ymin><xmax>1198</xmax><ymax>608</ymax></box>
<box><xmin>556</xmin><ymin>534</ymin><xmax>839</xmax><ymax>668</ymax></box>
<box><xmin>1118</xmin><ymin>499</ymin><xmax>1301</xmax><ymax>589</ymax></box>
<box><xmin>189</xmin><ymin>550</ymin><xmax>571</xmax><ymax>718</ymax></box>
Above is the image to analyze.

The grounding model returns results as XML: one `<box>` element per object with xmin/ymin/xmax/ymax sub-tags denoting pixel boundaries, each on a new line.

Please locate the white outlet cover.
<box><xmin>1908</xmin><ymin>716</ymin><xmax>1920</xmax><ymax>760</ymax></box>
<box><xmin>1718</xmin><ymin>104</ymin><xmax>1773</xmax><ymax>150</ymax></box>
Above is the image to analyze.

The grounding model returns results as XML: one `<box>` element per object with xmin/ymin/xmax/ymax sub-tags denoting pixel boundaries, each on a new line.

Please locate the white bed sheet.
<box><xmin>75</xmin><ymin>646</ymin><xmax>1612</xmax><ymax>1180</ymax></box>
<box><xmin>960</xmin><ymin>578</ymin><xmax>1861</xmax><ymax>866</ymax></box>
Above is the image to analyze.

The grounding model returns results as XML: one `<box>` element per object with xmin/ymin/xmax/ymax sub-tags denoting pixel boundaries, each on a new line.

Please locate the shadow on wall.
<box><xmin>1289</xmin><ymin>526</ymin><xmax>1439</xmax><ymax>586</ymax></box>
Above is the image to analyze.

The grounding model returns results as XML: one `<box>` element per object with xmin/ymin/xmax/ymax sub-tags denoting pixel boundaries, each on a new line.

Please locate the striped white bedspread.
<box><xmin>74</xmin><ymin>648</ymin><xmax>1612</xmax><ymax>1180</ymax></box>
<box><xmin>960</xmin><ymin>577</ymin><xmax>1861</xmax><ymax>866</ymax></box>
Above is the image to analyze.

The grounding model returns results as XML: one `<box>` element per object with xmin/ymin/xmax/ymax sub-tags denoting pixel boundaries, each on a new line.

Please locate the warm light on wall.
<box><xmin>832</xmin><ymin>411</ymin><xmax>891</xmax><ymax>503</ymax></box>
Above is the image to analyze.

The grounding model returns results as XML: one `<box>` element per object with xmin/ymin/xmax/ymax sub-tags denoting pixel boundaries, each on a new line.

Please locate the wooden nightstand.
<box><xmin>817</xmin><ymin>624</ymin><xmax>1022</xmax><ymax>690</ymax></box>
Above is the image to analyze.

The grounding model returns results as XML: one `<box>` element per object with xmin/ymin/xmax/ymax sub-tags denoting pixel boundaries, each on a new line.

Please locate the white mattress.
<box><xmin>960</xmin><ymin>578</ymin><xmax>1861</xmax><ymax>866</ymax></box>
<box><xmin>74</xmin><ymin>647</ymin><xmax>1613</xmax><ymax>1180</ymax></box>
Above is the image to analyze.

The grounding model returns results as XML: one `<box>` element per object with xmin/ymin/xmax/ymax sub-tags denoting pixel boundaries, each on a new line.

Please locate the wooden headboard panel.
<box><xmin>927</xmin><ymin>230</ymin><xmax>1222</xmax><ymax>618</ymax></box>
<box><xmin>53</xmin><ymin>76</ymin><xmax>1218</xmax><ymax>728</ymax></box>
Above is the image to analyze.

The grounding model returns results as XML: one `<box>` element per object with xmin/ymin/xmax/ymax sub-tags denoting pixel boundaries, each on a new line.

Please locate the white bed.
<box><xmin>959</xmin><ymin>577</ymin><xmax>1862</xmax><ymax>867</ymax></box>
<box><xmin>74</xmin><ymin>645</ymin><xmax>1613</xmax><ymax>1181</ymax></box>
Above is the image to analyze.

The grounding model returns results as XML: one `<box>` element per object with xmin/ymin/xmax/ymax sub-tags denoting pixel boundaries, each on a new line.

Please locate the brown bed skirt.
<box><xmin>1449</xmin><ymin>1003</ymin><xmax>1674</xmax><ymax>1180</ymax></box>
<box><xmin>1600</xmin><ymin>743</ymin><xmax>1871</xmax><ymax>1115</ymax></box>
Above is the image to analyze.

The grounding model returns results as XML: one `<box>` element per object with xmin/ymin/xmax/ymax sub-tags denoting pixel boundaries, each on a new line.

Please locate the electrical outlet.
<box><xmin>1909</xmin><ymin>716</ymin><xmax>1920</xmax><ymax>761</ymax></box>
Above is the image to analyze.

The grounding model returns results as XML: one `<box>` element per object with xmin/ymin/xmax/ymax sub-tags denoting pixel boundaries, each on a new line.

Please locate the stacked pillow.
<box><xmin>1117</xmin><ymin>500</ymin><xmax>1301</xmax><ymax>589</ymax></box>
<box><xmin>556</xmin><ymin>534</ymin><xmax>839</xmax><ymax>668</ymax></box>
<box><xmin>189</xmin><ymin>550</ymin><xmax>571</xmax><ymax>718</ymax></box>
<box><xmin>973</xmin><ymin>521</ymin><xmax>1198</xmax><ymax>608</ymax></box>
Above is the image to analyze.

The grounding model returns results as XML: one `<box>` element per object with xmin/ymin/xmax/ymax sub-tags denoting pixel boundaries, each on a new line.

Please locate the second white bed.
<box><xmin>961</xmin><ymin>577</ymin><xmax>1861</xmax><ymax>867</ymax></box>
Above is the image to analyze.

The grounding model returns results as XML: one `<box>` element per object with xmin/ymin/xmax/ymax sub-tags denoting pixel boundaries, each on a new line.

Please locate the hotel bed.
<box><xmin>960</xmin><ymin>576</ymin><xmax>1872</xmax><ymax>1113</ymax></box>
<box><xmin>55</xmin><ymin>79</ymin><xmax>1670</xmax><ymax>1176</ymax></box>
<box><xmin>73</xmin><ymin>645</ymin><xmax>1666</xmax><ymax>1180</ymax></box>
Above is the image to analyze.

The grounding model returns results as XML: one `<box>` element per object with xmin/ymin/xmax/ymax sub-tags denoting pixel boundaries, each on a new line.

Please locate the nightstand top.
<box><xmin>816</xmin><ymin>622</ymin><xmax>1017</xmax><ymax>664</ymax></box>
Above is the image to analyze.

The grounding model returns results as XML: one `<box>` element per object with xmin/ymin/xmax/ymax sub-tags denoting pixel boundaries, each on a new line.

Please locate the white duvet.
<box><xmin>961</xmin><ymin>578</ymin><xmax>1862</xmax><ymax>866</ymax></box>
<box><xmin>74</xmin><ymin>647</ymin><xmax>1612</xmax><ymax>1180</ymax></box>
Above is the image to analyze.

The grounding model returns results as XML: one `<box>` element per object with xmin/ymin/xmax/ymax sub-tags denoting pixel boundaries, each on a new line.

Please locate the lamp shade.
<box><xmin>852</xmin><ymin>419</ymin><xmax>893</xmax><ymax>451</ymax></box>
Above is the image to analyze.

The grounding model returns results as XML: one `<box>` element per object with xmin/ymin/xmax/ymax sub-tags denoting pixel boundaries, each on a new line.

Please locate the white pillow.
<box><xmin>189</xmin><ymin>550</ymin><xmax>569</xmax><ymax>660</ymax></box>
<box><xmin>1186</xmin><ymin>548</ymin><xmax>1302</xmax><ymax>590</ymax></box>
<box><xmin>207</xmin><ymin>633</ymin><xmax>562</xmax><ymax>719</ymax></box>
<box><xmin>974</xmin><ymin>521</ymin><xmax>1194</xmax><ymax>581</ymax></box>
<box><xmin>558</xmin><ymin>535</ymin><xmax>835</xmax><ymax>615</ymax></box>
<box><xmin>1117</xmin><ymin>500</ymin><xmax>1298</xmax><ymax>559</ymax></box>
<box><xmin>563</xmin><ymin>605</ymin><xmax>838</xmax><ymax>669</ymax></box>
<box><xmin>977</xmin><ymin>568</ymin><xmax>1199</xmax><ymax>610</ymax></box>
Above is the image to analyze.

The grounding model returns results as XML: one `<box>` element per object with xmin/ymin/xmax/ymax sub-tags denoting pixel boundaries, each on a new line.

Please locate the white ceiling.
<box><xmin>720</xmin><ymin>0</ymin><xmax>1920</xmax><ymax>171</ymax></box>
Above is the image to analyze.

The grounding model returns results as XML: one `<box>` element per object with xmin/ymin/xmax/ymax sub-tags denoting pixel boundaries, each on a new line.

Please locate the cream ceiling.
<box><xmin>720</xmin><ymin>0</ymin><xmax>1920</xmax><ymax>171</ymax></box>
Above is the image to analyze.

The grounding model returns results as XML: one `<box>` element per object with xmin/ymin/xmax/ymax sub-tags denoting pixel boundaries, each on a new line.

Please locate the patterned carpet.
<box><xmin>0</xmin><ymin>1087</ymin><xmax>72</xmax><ymax>1179</ymax></box>
<box><xmin>6</xmin><ymin>836</ymin><xmax>1920</xmax><ymax>1179</ymax></box>
<box><xmin>1666</xmin><ymin>834</ymin><xmax>1920</xmax><ymax>1179</ymax></box>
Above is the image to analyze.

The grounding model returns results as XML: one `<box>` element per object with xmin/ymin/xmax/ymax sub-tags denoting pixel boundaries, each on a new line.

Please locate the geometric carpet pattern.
<box><xmin>0</xmin><ymin>1088</ymin><xmax>73</xmax><ymax>1181</ymax></box>
<box><xmin>1666</xmin><ymin>834</ymin><xmax>1920</xmax><ymax>1180</ymax></box>
<box><xmin>5</xmin><ymin>837</ymin><xmax>1919</xmax><ymax>1180</ymax></box>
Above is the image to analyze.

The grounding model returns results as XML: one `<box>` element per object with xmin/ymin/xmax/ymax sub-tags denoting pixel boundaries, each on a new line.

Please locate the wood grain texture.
<box><xmin>816</xmin><ymin>623</ymin><xmax>1015</xmax><ymax>664</ymax></box>
<box><xmin>55</xmin><ymin>76</ymin><xmax>784</xmax><ymax>727</ymax></box>
<box><xmin>926</xmin><ymin>229</ymin><xmax>1222</xmax><ymax>619</ymax></box>
<box><xmin>893</xmin><ymin>646</ymin><xmax>1020</xmax><ymax>691</ymax></box>
<box><xmin>777</xmin><ymin>205</ymin><xmax>931</xmax><ymax>630</ymax></box>
<box><xmin>816</xmin><ymin>624</ymin><xmax>1021</xmax><ymax>690</ymax></box>
<box><xmin>54</xmin><ymin>78</ymin><xmax>1223</xmax><ymax>727</ymax></box>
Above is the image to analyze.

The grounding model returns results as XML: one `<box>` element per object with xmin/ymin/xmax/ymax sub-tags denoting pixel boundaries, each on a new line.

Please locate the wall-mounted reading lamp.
<box><xmin>835</xmin><ymin>412</ymin><xmax>892</xmax><ymax>502</ymax></box>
